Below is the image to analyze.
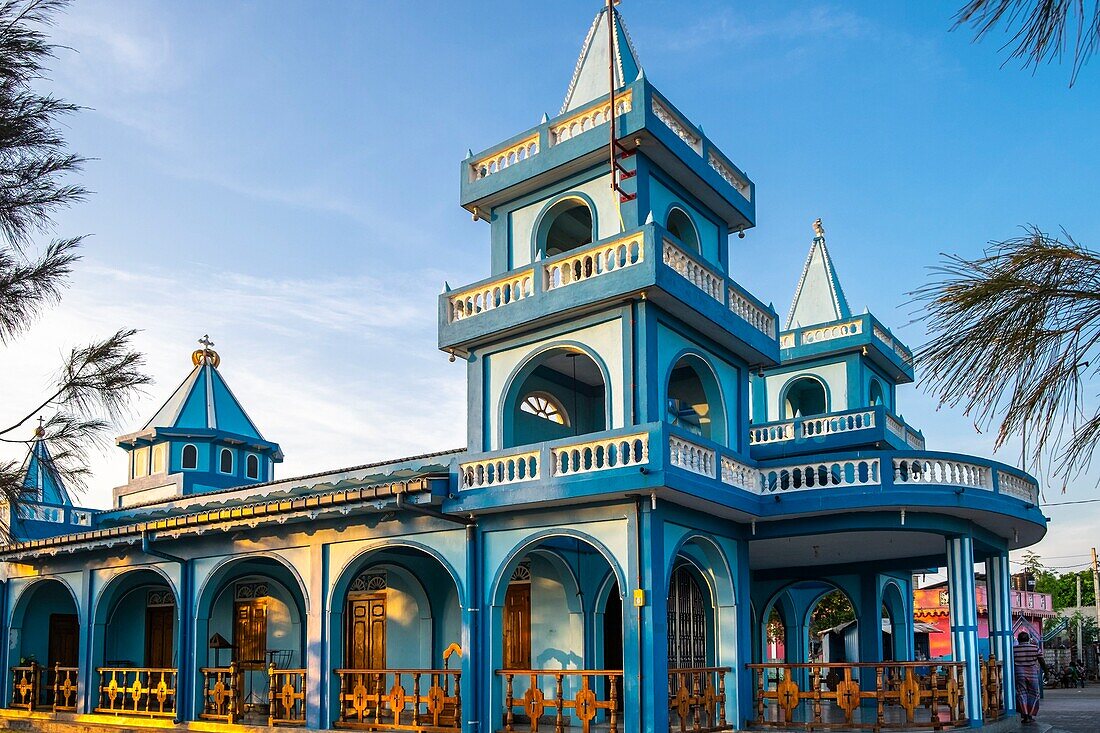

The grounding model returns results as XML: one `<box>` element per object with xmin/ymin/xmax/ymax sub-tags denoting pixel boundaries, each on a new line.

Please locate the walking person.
<box><xmin>1014</xmin><ymin>631</ymin><xmax>1047</xmax><ymax>723</ymax></box>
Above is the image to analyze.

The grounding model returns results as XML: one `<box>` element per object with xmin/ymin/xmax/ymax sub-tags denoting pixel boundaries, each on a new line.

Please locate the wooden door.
<box><xmin>233</xmin><ymin>600</ymin><xmax>268</xmax><ymax>668</ymax></box>
<box><xmin>503</xmin><ymin>584</ymin><xmax>531</xmax><ymax>669</ymax></box>
<box><xmin>47</xmin><ymin>614</ymin><xmax>79</xmax><ymax>668</ymax></box>
<box><xmin>346</xmin><ymin>595</ymin><xmax>386</xmax><ymax>670</ymax></box>
<box><xmin>145</xmin><ymin>605</ymin><xmax>175</xmax><ymax>668</ymax></box>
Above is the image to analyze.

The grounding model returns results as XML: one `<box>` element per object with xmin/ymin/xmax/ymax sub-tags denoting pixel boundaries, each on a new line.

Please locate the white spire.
<box><xmin>560</xmin><ymin>5</ymin><xmax>642</xmax><ymax>115</ymax></box>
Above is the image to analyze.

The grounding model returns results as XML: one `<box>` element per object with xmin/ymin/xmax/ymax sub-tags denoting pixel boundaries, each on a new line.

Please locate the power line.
<box><xmin>1041</xmin><ymin>497</ymin><xmax>1100</xmax><ymax>507</ymax></box>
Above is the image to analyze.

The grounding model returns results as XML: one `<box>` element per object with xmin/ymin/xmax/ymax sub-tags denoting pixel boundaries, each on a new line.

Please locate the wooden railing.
<box><xmin>668</xmin><ymin>667</ymin><xmax>733</xmax><ymax>732</ymax></box>
<box><xmin>10</xmin><ymin>664</ymin><xmax>39</xmax><ymax>710</ymax></box>
<box><xmin>200</xmin><ymin>665</ymin><xmax>239</xmax><ymax>723</ymax></box>
<box><xmin>269</xmin><ymin>666</ymin><xmax>306</xmax><ymax>726</ymax></box>
<box><xmin>745</xmin><ymin>661</ymin><xmax>969</xmax><ymax>730</ymax></box>
<box><xmin>95</xmin><ymin>667</ymin><xmax>177</xmax><ymax>717</ymax></box>
<box><xmin>499</xmin><ymin>670</ymin><xmax>621</xmax><ymax>733</ymax></box>
<box><xmin>47</xmin><ymin>664</ymin><xmax>79</xmax><ymax>711</ymax></box>
<box><xmin>980</xmin><ymin>657</ymin><xmax>1004</xmax><ymax>721</ymax></box>
<box><xmin>335</xmin><ymin>669</ymin><xmax>461</xmax><ymax>732</ymax></box>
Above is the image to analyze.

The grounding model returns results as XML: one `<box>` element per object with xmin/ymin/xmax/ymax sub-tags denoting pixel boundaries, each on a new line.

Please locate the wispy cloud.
<box><xmin>654</xmin><ymin>4</ymin><xmax>875</xmax><ymax>53</ymax></box>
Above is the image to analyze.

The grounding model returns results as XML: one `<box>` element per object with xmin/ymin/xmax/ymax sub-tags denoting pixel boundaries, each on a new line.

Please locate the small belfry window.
<box><xmin>246</xmin><ymin>454</ymin><xmax>260</xmax><ymax>480</ymax></box>
<box><xmin>520</xmin><ymin>393</ymin><xmax>569</xmax><ymax>426</ymax></box>
<box><xmin>869</xmin><ymin>379</ymin><xmax>885</xmax><ymax>407</ymax></box>
<box><xmin>666</xmin><ymin>207</ymin><xmax>700</xmax><ymax>253</ymax></box>
<box><xmin>182</xmin><ymin>444</ymin><xmax>198</xmax><ymax>470</ymax></box>
<box><xmin>219</xmin><ymin>448</ymin><xmax>234</xmax><ymax>474</ymax></box>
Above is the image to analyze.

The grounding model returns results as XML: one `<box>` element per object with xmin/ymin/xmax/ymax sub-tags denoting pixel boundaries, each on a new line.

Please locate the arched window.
<box><xmin>666</xmin><ymin>207</ymin><xmax>700</xmax><ymax>252</ymax></box>
<box><xmin>520</xmin><ymin>392</ymin><xmax>569</xmax><ymax>426</ymax></box>
<box><xmin>784</xmin><ymin>376</ymin><xmax>827</xmax><ymax>419</ymax></box>
<box><xmin>219</xmin><ymin>448</ymin><xmax>234</xmax><ymax>474</ymax></box>
<box><xmin>181</xmin><ymin>444</ymin><xmax>198</xmax><ymax>470</ymax></box>
<box><xmin>869</xmin><ymin>379</ymin><xmax>885</xmax><ymax>407</ymax></box>
<box><xmin>537</xmin><ymin>198</ymin><xmax>593</xmax><ymax>258</ymax></box>
<box><xmin>666</xmin><ymin>355</ymin><xmax>724</xmax><ymax>443</ymax></box>
<box><xmin>668</xmin><ymin>564</ymin><xmax>709</xmax><ymax>668</ymax></box>
<box><xmin>246</xmin><ymin>454</ymin><xmax>260</xmax><ymax>480</ymax></box>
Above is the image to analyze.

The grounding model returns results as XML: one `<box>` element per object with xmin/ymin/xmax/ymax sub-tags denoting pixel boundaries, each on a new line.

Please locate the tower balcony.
<box><xmin>439</xmin><ymin>223</ymin><xmax>780</xmax><ymax>366</ymax></box>
<box><xmin>780</xmin><ymin>315</ymin><xmax>916</xmax><ymax>383</ymax></box>
<box><xmin>747</xmin><ymin>405</ymin><xmax>926</xmax><ymax>460</ymax></box>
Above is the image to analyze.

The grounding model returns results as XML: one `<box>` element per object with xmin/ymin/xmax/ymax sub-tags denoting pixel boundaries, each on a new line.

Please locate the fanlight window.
<box><xmin>520</xmin><ymin>393</ymin><xmax>569</xmax><ymax>426</ymax></box>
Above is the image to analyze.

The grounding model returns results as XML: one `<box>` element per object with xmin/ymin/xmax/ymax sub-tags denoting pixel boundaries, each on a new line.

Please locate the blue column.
<box><xmin>633</xmin><ymin>498</ymin><xmax>668</xmax><ymax>733</ymax></box>
<box><xmin>946</xmin><ymin>535</ymin><xmax>983</xmax><ymax>727</ymax></box>
<box><xmin>176</xmin><ymin>560</ymin><xmax>194</xmax><ymax>722</ymax></box>
<box><xmin>856</xmin><ymin>574</ymin><xmax>883</xmax><ymax>691</ymax></box>
<box><xmin>985</xmin><ymin>552</ymin><xmax>1015</xmax><ymax>714</ymax></box>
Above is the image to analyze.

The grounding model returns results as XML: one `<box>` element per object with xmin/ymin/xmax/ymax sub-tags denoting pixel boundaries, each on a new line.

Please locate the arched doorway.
<box><xmin>9</xmin><ymin>579</ymin><xmax>80</xmax><ymax>710</ymax></box>
<box><xmin>666</xmin><ymin>207</ymin><xmax>700</xmax><ymax>253</ymax></box>
<box><xmin>880</xmin><ymin>581</ymin><xmax>910</xmax><ymax>662</ymax></box>
<box><xmin>194</xmin><ymin>557</ymin><xmax>307</xmax><ymax>725</ymax></box>
<box><xmin>504</xmin><ymin>347</ymin><xmax>607</xmax><ymax>449</ymax></box>
<box><xmin>92</xmin><ymin>569</ymin><xmax>179</xmax><ymax>716</ymax></box>
<box><xmin>495</xmin><ymin>536</ymin><xmax>624</xmax><ymax>730</ymax></box>
<box><xmin>666</xmin><ymin>354</ymin><xmax>725</xmax><ymax>443</ymax></box>
<box><xmin>783</xmin><ymin>376</ymin><xmax>827</xmax><ymax>419</ymax></box>
<box><xmin>329</xmin><ymin>546</ymin><xmax>463</xmax><ymax>729</ymax></box>
<box><xmin>536</xmin><ymin>197</ymin><xmax>594</xmax><ymax>258</ymax></box>
<box><xmin>809</xmin><ymin>589</ymin><xmax>856</xmax><ymax>664</ymax></box>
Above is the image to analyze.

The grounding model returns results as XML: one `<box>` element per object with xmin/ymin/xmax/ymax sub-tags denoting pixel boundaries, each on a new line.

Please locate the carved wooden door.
<box><xmin>233</xmin><ymin>600</ymin><xmax>268</xmax><ymax>667</ymax></box>
<box><xmin>503</xmin><ymin>584</ymin><xmax>531</xmax><ymax>669</ymax></box>
<box><xmin>145</xmin><ymin>605</ymin><xmax>175</xmax><ymax>668</ymax></box>
<box><xmin>346</xmin><ymin>594</ymin><xmax>386</xmax><ymax>670</ymax></box>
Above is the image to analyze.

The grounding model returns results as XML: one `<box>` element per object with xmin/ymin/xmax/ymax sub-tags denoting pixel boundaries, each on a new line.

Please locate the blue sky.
<box><xmin>3</xmin><ymin>1</ymin><xmax>1098</xmax><ymax>573</ymax></box>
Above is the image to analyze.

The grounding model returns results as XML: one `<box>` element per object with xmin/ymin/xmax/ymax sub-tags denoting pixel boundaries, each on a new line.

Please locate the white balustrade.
<box><xmin>997</xmin><ymin>470</ymin><xmax>1039</xmax><ymax>503</ymax></box>
<box><xmin>544</xmin><ymin>234</ymin><xmax>644</xmax><ymax>291</ymax></box>
<box><xmin>728</xmin><ymin>287</ymin><xmax>777</xmax><ymax>338</ymax></box>
<box><xmin>460</xmin><ymin>451</ymin><xmax>540</xmax><ymax>489</ymax></box>
<box><xmin>663</xmin><ymin>239</ymin><xmax>722</xmax><ymax>301</ymax></box>
<box><xmin>905</xmin><ymin>430</ymin><xmax>926</xmax><ymax>450</ymax></box>
<box><xmin>874</xmin><ymin>324</ymin><xmax>914</xmax><ymax>366</ymax></box>
<box><xmin>893</xmin><ymin>457</ymin><xmax>990</xmax><ymax>489</ymax></box>
<box><xmin>708</xmin><ymin>151</ymin><xmax>751</xmax><ymax>199</ymax></box>
<box><xmin>749</xmin><ymin>422</ymin><xmax>795</xmax><ymax>445</ymax></box>
<box><xmin>800</xmin><ymin>319</ymin><xmax>862</xmax><ymax>345</ymax></box>
<box><xmin>551</xmin><ymin>90</ymin><xmax>633</xmax><ymax>145</ymax></box>
<box><xmin>652</xmin><ymin>98</ymin><xmax>701</xmax><ymax>153</ymax></box>
<box><xmin>551</xmin><ymin>434</ymin><xmax>649</xmax><ymax>477</ymax></box>
<box><xmin>449</xmin><ymin>271</ymin><xmax>535</xmax><ymax>322</ymax></box>
<box><xmin>800</xmin><ymin>411</ymin><xmax>875</xmax><ymax>438</ymax></box>
<box><xmin>759</xmin><ymin>459</ymin><xmax>881</xmax><ymax>493</ymax></box>
<box><xmin>669</xmin><ymin>435</ymin><xmax>716</xmax><ymax>478</ymax></box>
<box><xmin>779</xmin><ymin>333</ymin><xmax>796</xmax><ymax>349</ymax></box>
<box><xmin>721</xmin><ymin>455</ymin><xmax>756</xmax><ymax>491</ymax></box>
<box><xmin>886</xmin><ymin>413</ymin><xmax>906</xmax><ymax>439</ymax></box>
<box><xmin>472</xmin><ymin>134</ymin><xmax>540</xmax><ymax>180</ymax></box>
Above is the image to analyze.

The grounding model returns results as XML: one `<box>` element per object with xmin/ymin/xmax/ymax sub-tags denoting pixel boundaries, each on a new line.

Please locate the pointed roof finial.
<box><xmin>784</xmin><ymin>217</ymin><xmax>852</xmax><ymax>330</ymax></box>
<box><xmin>813</xmin><ymin>217</ymin><xmax>825</xmax><ymax>241</ymax></box>
<box><xmin>560</xmin><ymin>2</ymin><xmax>642</xmax><ymax>114</ymax></box>
<box><xmin>34</xmin><ymin>415</ymin><xmax>45</xmax><ymax>438</ymax></box>
<box><xmin>192</xmin><ymin>334</ymin><xmax>221</xmax><ymax>368</ymax></box>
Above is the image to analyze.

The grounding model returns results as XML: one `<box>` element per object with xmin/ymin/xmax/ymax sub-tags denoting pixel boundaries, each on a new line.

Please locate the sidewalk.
<box><xmin>1032</xmin><ymin>684</ymin><xmax>1100</xmax><ymax>733</ymax></box>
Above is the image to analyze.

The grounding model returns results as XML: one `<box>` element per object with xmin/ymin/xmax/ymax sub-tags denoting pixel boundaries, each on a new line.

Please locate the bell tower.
<box><xmin>440</xmin><ymin>4</ymin><xmax>779</xmax><ymax>458</ymax></box>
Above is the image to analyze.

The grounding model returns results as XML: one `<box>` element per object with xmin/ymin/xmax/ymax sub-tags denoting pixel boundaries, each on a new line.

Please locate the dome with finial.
<box><xmin>191</xmin><ymin>333</ymin><xmax>220</xmax><ymax>367</ymax></box>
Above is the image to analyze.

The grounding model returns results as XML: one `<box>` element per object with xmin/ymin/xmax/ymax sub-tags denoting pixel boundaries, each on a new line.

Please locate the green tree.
<box><xmin>0</xmin><ymin>0</ymin><xmax>147</xmax><ymax>531</ymax></box>
<box><xmin>809</xmin><ymin>590</ymin><xmax>857</xmax><ymax>637</ymax></box>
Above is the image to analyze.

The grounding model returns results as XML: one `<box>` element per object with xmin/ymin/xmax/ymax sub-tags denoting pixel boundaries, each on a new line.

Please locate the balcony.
<box><xmin>747</xmin><ymin>406</ymin><xmax>925</xmax><ymax>460</ymax></box>
<box><xmin>439</xmin><ymin>224</ymin><xmax>780</xmax><ymax>366</ymax></box>
<box><xmin>780</xmin><ymin>315</ymin><xmax>915</xmax><ymax>383</ymax></box>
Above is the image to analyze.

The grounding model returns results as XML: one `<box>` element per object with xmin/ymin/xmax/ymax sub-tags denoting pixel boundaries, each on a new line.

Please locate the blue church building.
<box><xmin>0</xmin><ymin>6</ymin><xmax>1045</xmax><ymax>732</ymax></box>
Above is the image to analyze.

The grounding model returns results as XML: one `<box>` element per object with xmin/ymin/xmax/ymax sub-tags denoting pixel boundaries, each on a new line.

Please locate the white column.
<box><xmin>986</xmin><ymin>552</ymin><xmax>1015</xmax><ymax>713</ymax></box>
<box><xmin>946</xmin><ymin>535</ymin><xmax>982</xmax><ymax>725</ymax></box>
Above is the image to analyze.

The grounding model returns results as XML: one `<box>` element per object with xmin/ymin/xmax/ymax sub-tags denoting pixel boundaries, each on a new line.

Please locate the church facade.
<box><xmin>0</xmin><ymin>7</ymin><xmax>1046</xmax><ymax>733</ymax></box>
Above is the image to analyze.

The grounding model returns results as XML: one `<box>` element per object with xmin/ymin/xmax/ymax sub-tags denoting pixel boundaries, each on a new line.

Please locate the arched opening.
<box><xmin>766</xmin><ymin>606</ymin><xmax>787</xmax><ymax>663</ymax></box>
<box><xmin>246</xmin><ymin>454</ymin><xmax>260</xmax><ymax>480</ymax></box>
<box><xmin>783</xmin><ymin>376</ymin><xmax>827</xmax><ymax>419</ymax></box>
<box><xmin>666</xmin><ymin>355</ymin><xmax>725</xmax><ymax>443</ymax></box>
<box><xmin>536</xmin><ymin>198</ymin><xmax>594</xmax><ymax>258</ymax></box>
<box><xmin>504</xmin><ymin>347</ymin><xmax>606</xmax><ymax>449</ymax></box>
<box><xmin>181</xmin><ymin>444</ymin><xmax>198</xmax><ymax>470</ymax></box>
<box><xmin>494</xmin><ymin>536</ymin><xmax>624</xmax><ymax>729</ymax></box>
<box><xmin>666</xmin><ymin>207</ymin><xmax>700</xmax><ymax>253</ymax></box>
<box><xmin>668</xmin><ymin>564</ymin><xmax>712</xmax><ymax>669</ymax></box>
<box><xmin>92</xmin><ymin>569</ymin><xmax>179</xmax><ymax>715</ymax></box>
<box><xmin>219</xmin><ymin>448</ymin><xmax>233</xmax><ymax>474</ymax></box>
<box><xmin>809</xmin><ymin>589</ymin><xmax>857</xmax><ymax>664</ymax></box>
<box><xmin>869</xmin><ymin>379</ymin><xmax>885</xmax><ymax>407</ymax></box>
<box><xmin>329</xmin><ymin>546</ymin><xmax>463</xmax><ymax>728</ymax></box>
<box><xmin>881</xmin><ymin>581</ymin><xmax>910</xmax><ymax>662</ymax></box>
<box><xmin>10</xmin><ymin>579</ymin><xmax>80</xmax><ymax>710</ymax></box>
<box><xmin>195</xmin><ymin>557</ymin><xmax>307</xmax><ymax>726</ymax></box>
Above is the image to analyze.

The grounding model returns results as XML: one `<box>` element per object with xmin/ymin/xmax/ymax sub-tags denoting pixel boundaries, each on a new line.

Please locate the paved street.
<box><xmin>1033</xmin><ymin>685</ymin><xmax>1100</xmax><ymax>733</ymax></box>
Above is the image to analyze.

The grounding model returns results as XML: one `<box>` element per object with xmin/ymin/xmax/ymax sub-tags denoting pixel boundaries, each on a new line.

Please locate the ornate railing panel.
<box><xmin>472</xmin><ymin>134</ymin><xmax>540</xmax><ymax>180</ymax></box>
<box><xmin>268</xmin><ymin>667</ymin><xmax>306</xmax><ymax>726</ymax></box>
<box><xmin>335</xmin><ymin>669</ymin><xmax>460</xmax><ymax>732</ymax></box>
<box><xmin>801</xmin><ymin>411</ymin><xmax>875</xmax><ymax>438</ymax></box>
<box><xmin>652</xmin><ymin>97</ymin><xmax>701</xmax><ymax>153</ymax></box>
<box><xmin>200</xmin><ymin>665</ymin><xmax>239</xmax><ymax>723</ymax></box>
<box><xmin>997</xmin><ymin>470</ymin><xmax>1039</xmax><ymax>503</ymax></box>
<box><xmin>449</xmin><ymin>270</ymin><xmax>534</xmax><ymax>322</ymax></box>
<box><xmin>721</xmin><ymin>455</ymin><xmax>757</xmax><ymax>491</ymax></box>
<box><xmin>551</xmin><ymin>90</ymin><xmax>633</xmax><ymax>146</ymax></box>
<box><xmin>750</xmin><ymin>423</ymin><xmax>795</xmax><ymax>445</ymax></box>
<box><xmin>668</xmin><ymin>667</ymin><xmax>733</xmax><ymax>732</ymax></box>
<box><xmin>663</xmin><ymin>239</ymin><xmax>722</xmax><ymax>302</ymax></box>
<box><xmin>708</xmin><ymin>152</ymin><xmax>751</xmax><ymax>200</ymax></box>
<box><xmin>893</xmin><ymin>458</ymin><xmax>989</xmax><ymax>489</ymax></box>
<box><xmin>544</xmin><ymin>233</ymin><xmax>644</xmax><ymax>291</ymax></box>
<box><xmin>760</xmin><ymin>459</ymin><xmax>881</xmax><ymax>493</ymax></box>
<box><xmin>499</xmin><ymin>669</ymin><xmax>621</xmax><ymax>733</ymax></box>
<box><xmin>47</xmin><ymin>665</ymin><xmax>78</xmax><ymax>711</ymax></box>
<box><xmin>551</xmin><ymin>434</ymin><xmax>649</xmax><ymax>477</ymax></box>
<box><xmin>728</xmin><ymin>287</ymin><xmax>776</xmax><ymax>338</ymax></box>
<box><xmin>669</xmin><ymin>435</ymin><xmax>716</xmax><ymax>478</ymax></box>
<box><xmin>980</xmin><ymin>657</ymin><xmax>1005</xmax><ymax>721</ymax></box>
<box><xmin>800</xmin><ymin>319</ymin><xmax>863</xmax><ymax>345</ymax></box>
<box><xmin>461</xmin><ymin>451</ymin><xmax>540</xmax><ymax>489</ymax></box>
<box><xmin>10</xmin><ymin>664</ymin><xmax>39</xmax><ymax>710</ymax></box>
<box><xmin>95</xmin><ymin>667</ymin><xmax>177</xmax><ymax>717</ymax></box>
<box><xmin>746</xmin><ymin>661</ymin><xmax>968</xmax><ymax>730</ymax></box>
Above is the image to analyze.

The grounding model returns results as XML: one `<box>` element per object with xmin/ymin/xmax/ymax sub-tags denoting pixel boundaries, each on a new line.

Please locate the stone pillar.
<box><xmin>856</xmin><ymin>574</ymin><xmax>883</xmax><ymax>692</ymax></box>
<box><xmin>946</xmin><ymin>535</ymin><xmax>983</xmax><ymax>726</ymax></box>
<box><xmin>305</xmin><ymin>544</ymin><xmax>325</xmax><ymax>729</ymax></box>
<box><xmin>985</xmin><ymin>551</ymin><xmax>1016</xmax><ymax>714</ymax></box>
